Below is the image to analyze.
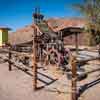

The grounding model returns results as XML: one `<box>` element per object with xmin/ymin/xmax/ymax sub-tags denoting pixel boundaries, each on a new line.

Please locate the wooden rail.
<box><xmin>0</xmin><ymin>48</ymin><xmax>33</xmax><ymax>57</ymax></box>
<box><xmin>0</xmin><ymin>47</ymin><xmax>38</xmax><ymax>90</ymax></box>
<box><xmin>77</xmin><ymin>56</ymin><xmax>100</xmax><ymax>64</ymax></box>
<box><xmin>69</xmin><ymin>55</ymin><xmax>100</xmax><ymax>100</ymax></box>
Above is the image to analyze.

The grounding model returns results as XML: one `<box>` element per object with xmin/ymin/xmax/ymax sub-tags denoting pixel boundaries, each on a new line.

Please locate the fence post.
<box><xmin>8</xmin><ymin>46</ymin><xmax>12</xmax><ymax>71</ymax></box>
<box><xmin>75</xmin><ymin>33</ymin><xmax>78</xmax><ymax>55</ymax></box>
<box><xmin>71</xmin><ymin>56</ymin><xmax>77</xmax><ymax>100</ymax></box>
<box><xmin>32</xmin><ymin>27</ymin><xmax>38</xmax><ymax>90</ymax></box>
<box><xmin>32</xmin><ymin>54</ymin><xmax>38</xmax><ymax>90</ymax></box>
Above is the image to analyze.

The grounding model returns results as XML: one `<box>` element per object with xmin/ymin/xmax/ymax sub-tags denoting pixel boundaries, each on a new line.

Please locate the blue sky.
<box><xmin>0</xmin><ymin>0</ymin><xmax>83</xmax><ymax>31</ymax></box>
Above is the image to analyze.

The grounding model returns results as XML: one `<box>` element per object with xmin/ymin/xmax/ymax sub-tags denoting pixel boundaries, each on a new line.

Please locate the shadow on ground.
<box><xmin>78</xmin><ymin>77</ymin><xmax>100</xmax><ymax>97</ymax></box>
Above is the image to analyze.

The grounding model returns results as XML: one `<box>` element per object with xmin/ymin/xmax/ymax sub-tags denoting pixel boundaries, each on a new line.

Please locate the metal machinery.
<box><xmin>33</xmin><ymin>7</ymin><xmax>70</xmax><ymax>69</ymax></box>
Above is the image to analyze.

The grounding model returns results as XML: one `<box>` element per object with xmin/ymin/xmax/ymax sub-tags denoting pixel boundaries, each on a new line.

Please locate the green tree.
<box><xmin>73</xmin><ymin>0</ymin><xmax>100</xmax><ymax>56</ymax></box>
<box><xmin>74</xmin><ymin>0</ymin><xmax>100</xmax><ymax>56</ymax></box>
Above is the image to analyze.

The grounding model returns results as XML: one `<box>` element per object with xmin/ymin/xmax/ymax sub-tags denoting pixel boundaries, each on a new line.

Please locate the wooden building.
<box><xmin>0</xmin><ymin>27</ymin><xmax>11</xmax><ymax>47</ymax></box>
<box><xmin>8</xmin><ymin>17</ymin><xmax>88</xmax><ymax>49</ymax></box>
<box><xmin>47</xmin><ymin>18</ymin><xmax>87</xmax><ymax>46</ymax></box>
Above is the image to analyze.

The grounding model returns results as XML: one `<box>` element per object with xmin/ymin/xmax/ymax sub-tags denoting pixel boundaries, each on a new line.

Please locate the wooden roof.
<box><xmin>47</xmin><ymin>18</ymin><xmax>86</xmax><ymax>32</ymax></box>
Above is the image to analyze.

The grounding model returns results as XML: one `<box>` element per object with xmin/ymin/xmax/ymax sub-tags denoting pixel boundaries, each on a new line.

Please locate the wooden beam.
<box><xmin>75</xmin><ymin>33</ymin><xmax>78</xmax><ymax>55</ymax></box>
<box><xmin>32</xmin><ymin>28</ymin><xmax>38</xmax><ymax>90</ymax></box>
<box><xmin>71</xmin><ymin>56</ymin><xmax>78</xmax><ymax>100</ymax></box>
<box><xmin>77</xmin><ymin>56</ymin><xmax>100</xmax><ymax>64</ymax></box>
<box><xmin>0</xmin><ymin>48</ymin><xmax>32</xmax><ymax>57</ymax></box>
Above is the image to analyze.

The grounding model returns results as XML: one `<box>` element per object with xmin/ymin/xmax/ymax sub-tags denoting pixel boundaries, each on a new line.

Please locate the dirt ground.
<box><xmin>0</xmin><ymin>50</ymin><xmax>100</xmax><ymax>100</ymax></box>
<box><xmin>0</xmin><ymin>62</ymin><xmax>71</xmax><ymax>100</ymax></box>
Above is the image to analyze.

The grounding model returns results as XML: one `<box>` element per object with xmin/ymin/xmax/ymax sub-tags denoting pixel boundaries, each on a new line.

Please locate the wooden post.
<box><xmin>98</xmin><ymin>44</ymin><xmax>100</xmax><ymax>58</ymax></box>
<box><xmin>8</xmin><ymin>46</ymin><xmax>12</xmax><ymax>71</ymax></box>
<box><xmin>71</xmin><ymin>56</ymin><xmax>77</xmax><ymax>100</ymax></box>
<box><xmin>32</xmin><ymin>28</ymin><xmax>38</xmax><ymax>90</ymax></box>
<box><xmin>32</xmin><ymin>55</ymin><xmax>38</xmax><ymax>90</ymax></box>
<box><xmin>75</xmin><ymin>33</ymin><xmax>78</xmax><ymax>55</ymax></box>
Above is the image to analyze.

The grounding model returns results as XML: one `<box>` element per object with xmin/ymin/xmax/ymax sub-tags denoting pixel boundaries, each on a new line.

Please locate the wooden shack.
<box><xmin>0</xmin><ymin>27</ymin><xmax>11</xmax><ymax>47</ymax></box>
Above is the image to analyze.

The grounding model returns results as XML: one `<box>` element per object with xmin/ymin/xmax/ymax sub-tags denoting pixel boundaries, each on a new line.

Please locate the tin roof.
<box><xmin>0</xmin><ymin>26</ymin><xmax>11</xmax><ymax>30</ymax></box>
